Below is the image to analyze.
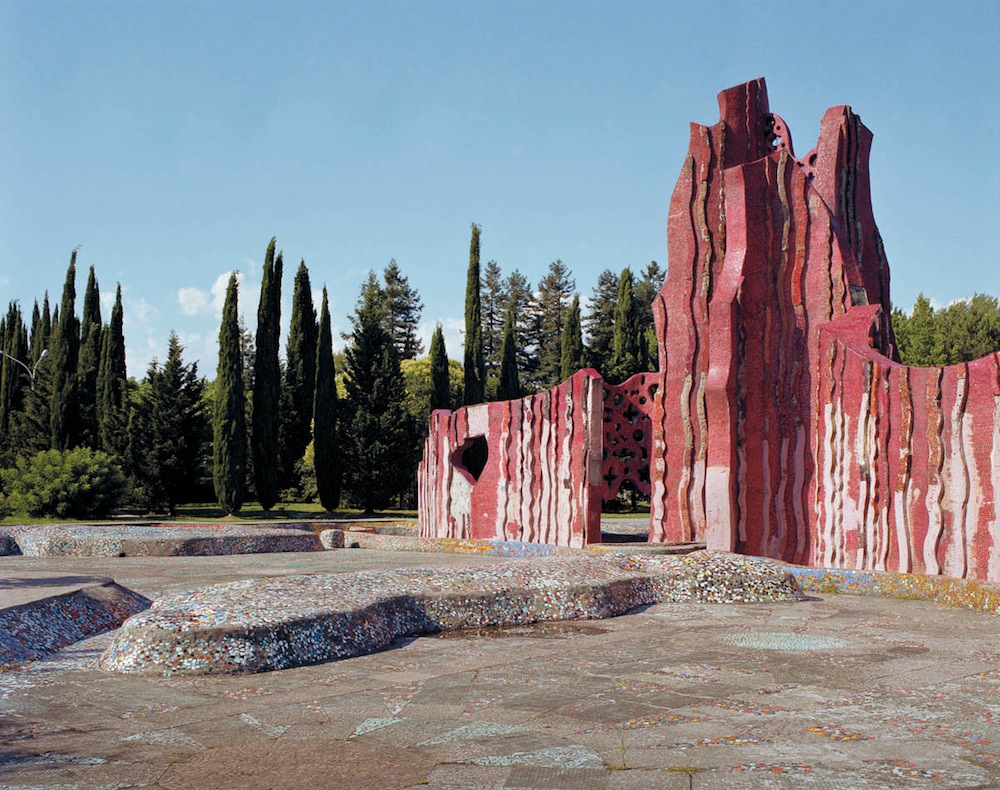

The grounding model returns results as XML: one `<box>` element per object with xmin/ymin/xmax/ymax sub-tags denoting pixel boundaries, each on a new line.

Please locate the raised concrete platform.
<box><xmin>98</xmin><ymin>552</ymin><xmax>803</xmax><ymax>675</ymax></box>
<box><xmin>0</xmin><ymin>572</ymin><xmax>150</xmax><ymax>666</ymax></box>
<box><xmin>2</xmin><ymin>548</ymin><xmax>999</xmax><ymax>788</ymax></box>
<box><xmin>0</xmin><ymin>523</ymin><xmax>322</xmax><ymax>557</ymax></box>
<box><xmin>321</xmin><ymin>528</ymin><xmax>704</xmax><ymax>556</ymax></box>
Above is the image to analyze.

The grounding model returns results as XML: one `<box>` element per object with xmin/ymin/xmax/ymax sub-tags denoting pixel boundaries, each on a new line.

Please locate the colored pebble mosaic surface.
<box><xmin>0</xmin><ymin>523</ymin><xmax>321</xmax><ymax>557</ymax></box>
<box><xmin>98</xmin><ymin>551</ymin><xmax>803</xmax><ymax>675</ymax></box>
<box><xmin>788</xmin><ymin>565</ymin><xmax>1000</xmax><ymax>615</ymax></box>
<box><xmin>0</xmin><ymin>583</ymin><xmax>150</xmax><ymax>666</ymax></box>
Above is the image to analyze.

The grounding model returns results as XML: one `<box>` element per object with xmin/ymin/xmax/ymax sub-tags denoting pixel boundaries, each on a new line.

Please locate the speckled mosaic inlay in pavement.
<box><xmin>2</xmin><ymin>548</ymin><xmax>1000</xmax><ymax>788</ymax></box>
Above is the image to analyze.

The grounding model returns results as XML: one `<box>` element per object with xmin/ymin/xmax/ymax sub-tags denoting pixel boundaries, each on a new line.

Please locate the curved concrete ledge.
<box><xmin>319</xmin><ymin>528</ymin><xmax>703</xmax><ymax>557</ymax></box>
<box><xmin>1</xmin><ymin>580</ymin><xmax>151</xmax><ymax>667</ymax></box>
<box><xmin>787</xmin><ymin>565</ymin><xmax>1000</xmax><ymax>615</ymax></box>
<box><xmin>98</xmin><ymin>552</ymin><xmax>802</xmax><ymax>676</ymax></box>
<box><xmin>0</xmin><ymin>524</ymin><xmax>322</xmax><ymax>557</ymax></box>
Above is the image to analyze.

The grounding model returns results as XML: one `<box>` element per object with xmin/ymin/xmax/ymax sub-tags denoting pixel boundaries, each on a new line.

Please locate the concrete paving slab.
<box><xmin>0</xmin><ymin>572</ymin><xmax>119</xmax><ymax>610</ymax></box>
<box><xmin>1</xmin><ymin>549</ymin><xmax>1000</xmax><ymax>788</ymax></box>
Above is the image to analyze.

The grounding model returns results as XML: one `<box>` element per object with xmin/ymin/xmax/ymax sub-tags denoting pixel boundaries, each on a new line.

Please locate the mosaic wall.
<box><xmin>418</xmin><ymin>370</ymin><xmax>604</xmax><ymax>547</ymax></box>
<box><xmin>419</xmin><ymin>77</ymin><xmax>1000</xmax><ymax>584</ymax></box>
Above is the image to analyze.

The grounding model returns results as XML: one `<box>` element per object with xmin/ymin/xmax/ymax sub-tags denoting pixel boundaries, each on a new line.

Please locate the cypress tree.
<box><xmin>97</xmin><ymin>285</ymin><xmax>128</xmax><ymax>457</ymax></box>
<box><xmin>429</xmin><ymin>324</ymin><xmax>450</xmax><ymax>411</ymax></box>
<box><xmin>501</xmin><ymin>269</ymin><xmax>535</xmax><ymax>390</ymax></box>
<box><xmin>214</xmin><ymin>274</ymin><xmax>246</xmax><ymax>514</ymax></box>
<box><xmin>610</xmin><ymin>267</ymin><xmax>644</xmax><ymax>382</ymax></box>
<box><xmin>278</xmin><ymin>260</ymin><xmax>318</xmax><ymax>489</ymax></box>
<box><xmin>40</xmin><ymin>292</ymin><xmax>52</xmax><ymax>354</ymax></box>
<box><xmin>314</xmin><ymin>287</ymin><xmax>340</xmax><ymax>512</ymax></box>
<box><xmin>77</xmin><ymin>266</ymin><xmax>103</xmax><ymax>447</ymax></box>
<box><xmin>497</xmin><ymin>308</ymin><xmax>521</xmax><ymax>401</ymax></box>
<box><xmin>49</xmin><ymin>252</ymin><xmax>80</xmax><ymax>450</ymax></box>
<box><xmin>560</xmin><ymin>295</ymin><xmax>584</xmax><ymax>381</ymax></box>
<box><xmin>29</xmin><ymin>292</ymin><xmax>52</xmax><ymax>369</ymax></box>
<box><xmin>342</xmin><ymin>277</ymin><xmax>414</xmax><ymax>512</ymax></box>
<box><xmin>252</xmin><ymin>239</ymin><xmax>283</xmax><ymax>511</ymax></box>
<box><xmin>463</xmin><ymin>223</ymin><xmax>485</xmax><ymax>405</ymax></box>
<box><xmin>0</xmin><ymin>305</ymin><xmax>12</xmax><ymax>439</ymax></box>
<box><xmin>28</xmin><ymin>301</ymin><xmax>42</xmax><ymax>363</ymax></box>
<box><xmin>0</xmin><ymin>303</ymin><xmax>29</xmax><ymax>445</ymax></box>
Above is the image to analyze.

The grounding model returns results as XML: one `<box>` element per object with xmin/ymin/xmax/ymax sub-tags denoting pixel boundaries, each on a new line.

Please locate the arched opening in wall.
<box><xmin>452</xmin><ymin>435</ymin><xmax>489</xmax><ymax>482</ymax></box>
<box><xmin>600</xmin><ymin>480</ymin><xmax>649</xmax><ymax>543</ymax></box>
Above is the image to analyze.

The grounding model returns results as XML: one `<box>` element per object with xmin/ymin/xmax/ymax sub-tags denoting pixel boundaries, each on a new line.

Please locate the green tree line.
<box><xmin>892</xmin><ymin>293</ymin><xmax>1000</xmax><ymax>367</ymax></box>
<box><xmin>9</xmin><ymin>238</ymin><xmax>995</xmax><ymax>520</ymax></box>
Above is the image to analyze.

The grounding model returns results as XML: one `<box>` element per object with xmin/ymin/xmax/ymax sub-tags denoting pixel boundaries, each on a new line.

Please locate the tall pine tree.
<box><xmin>342</xmin><ymin>278</ymin><xmax>414</xmax><ymax>512</ymax></box>
<box><xmin>128</xmin><ymin>334</ymin><xmax>209</xmax><ymax>514</ymax></box>
<box><xmin>49</xmin><ymin>252</ymin><xmax>80</xmax><ymax>450</ymax></box>
<box><xmin>560</xmin><ymin>295</ymin><xmax>584</xmax><ymax>381</ymax></box>
<box><xmin>77</xmin><ymin>266</ymin><xmax>103</xmax><ymax>448</ymax></box>
<box><xmin>463</xmin><ymin>223</ymin><xmax>485</xmax><ymax>405</ymax></box>
<box><xmin>429</xmin><ymin>324</ymin><xmax>450</xmax><ymax>411</ymax></box>
<box><xmin>383</xmin><ymin>259</ymin><xmax>424</xmax><ymax>360</ymax></box>
<box><xmin>97</xmin><ymin>285</ymin><xmax>128</xmax><ymax>457</ymax></box>
<box><xmin>313</xmin><ymin>287</ymin><xmax>340</xmax><ymax>512</ymax></box>
<box><xmin>252</xmin><ymin>239</ymin><xmax>283</xmax><ymax>511</ymax></box>
<box><xmin>584</xmin><ymin>269</ymin><xmax>619</xmax><ymax>376</ymax></box>
<box><xmin>497</xmin><ymin>308</ymin><xmax>521</xmax><ymax>401</ymax></box>
<box><xmin>279</xmin><ymin>260</ymin><xmax>318</xmax><ymax>489</ymax></box>
<box><xmin>481</xmin><ymin>260</ymin><xmax>505</xmax><ymax>382</ymax></box>
<box><xmin>214</xmin><ymin>274</ymin><xmax>246</xmax><ymax>514</ymax></box>
<box><xmin>500</xmin><ymin>269</ymin><xmax>535</xmax><ymax>390</ymax></box>
<box><xmin>529</xmin><ymin>259</ymin><xmax>575</xmax><ymax>390</ymax></box>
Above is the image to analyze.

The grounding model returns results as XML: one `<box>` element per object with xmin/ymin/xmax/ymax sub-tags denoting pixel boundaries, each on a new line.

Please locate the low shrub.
<box><xmin>0</xmin><ymin>448</ymin><xmax>126</xmax><ymax>519</ymax></box>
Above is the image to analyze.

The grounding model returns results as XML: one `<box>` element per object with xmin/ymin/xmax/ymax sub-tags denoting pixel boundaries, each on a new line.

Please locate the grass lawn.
<box><xmin>0</xmin><ymin>502</ymin><xmax>417</xmax><ymax>526</ymax></box>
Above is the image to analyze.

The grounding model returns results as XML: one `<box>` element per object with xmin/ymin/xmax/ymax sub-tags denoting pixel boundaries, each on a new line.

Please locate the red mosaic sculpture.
<box><xmin>418</xmin><ymin>370</ymin><xmax>605</xmax><ymax>548</ymax></box>
<box><xmin>418</xmin><ymin>78</ymin><xmax>1000</xmax><ymax>583</ymax></box>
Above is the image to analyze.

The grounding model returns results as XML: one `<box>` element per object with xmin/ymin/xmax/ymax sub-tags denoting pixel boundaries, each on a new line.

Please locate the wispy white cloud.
<box><xmin>99</xmin><ymin>290</ymin><xmax>115</xmax><ymax>315</ymax></box>
<box><xmin>128</xmin><ymin>296</ymin><xmax>159</xmax><ymax>323</ymax></box>
<box><xmin>177</xmin><ymin>287</ymin><xmax>211</xmax><ymax>316</ymax></box>
<box><xmin>418</xmin><ymin>317</ymin><xmax>464</xmax><ymax>361</ymax></box>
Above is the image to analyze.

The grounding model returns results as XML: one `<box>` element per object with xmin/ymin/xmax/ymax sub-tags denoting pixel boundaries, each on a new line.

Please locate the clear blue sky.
<box><xmin>2</xmin><ymin>1</ymin><xmax>997</xmax><ymax>376</ymax></box>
